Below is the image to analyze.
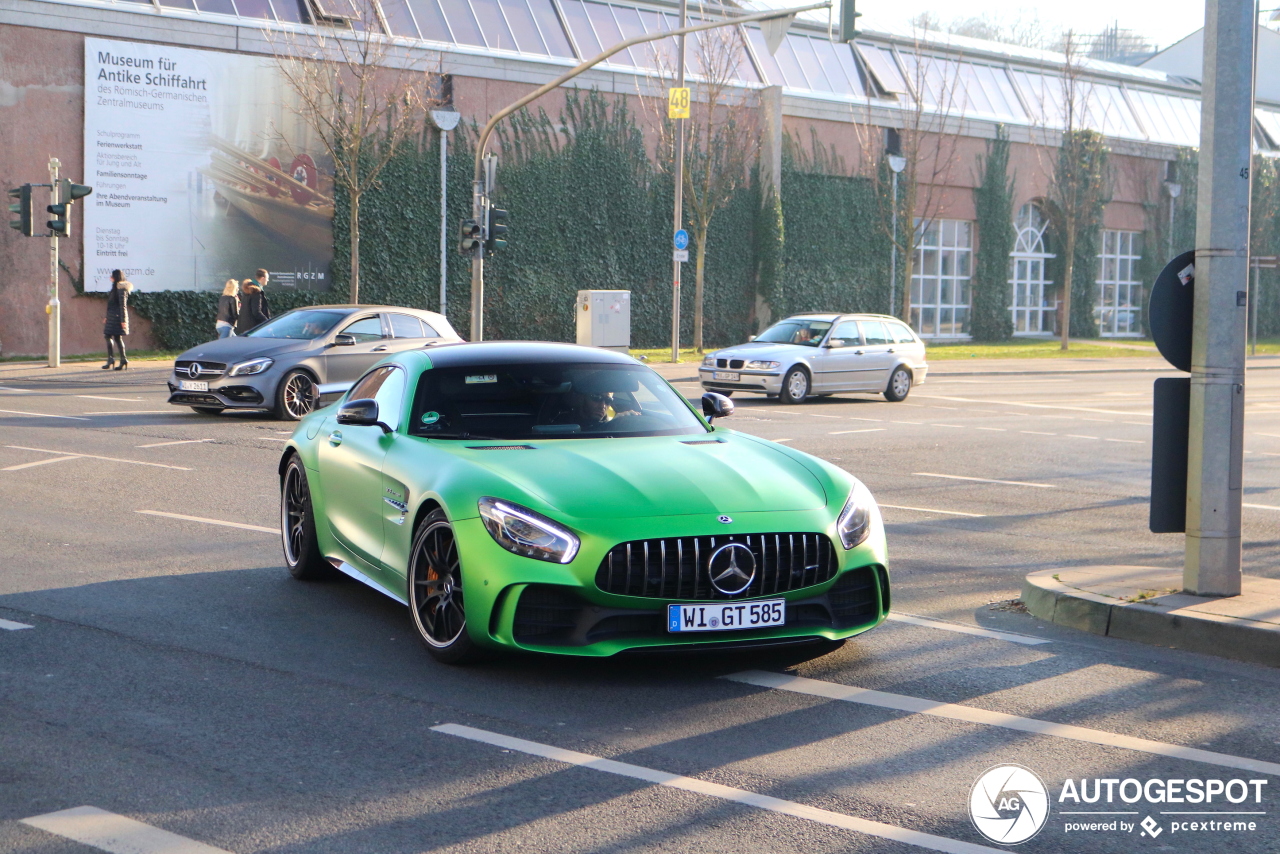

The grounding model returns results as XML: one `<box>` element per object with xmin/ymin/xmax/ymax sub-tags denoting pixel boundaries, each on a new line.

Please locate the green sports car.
<box><xmin>278</xmin><ymin>341</ymin><xmax>889</xmax><ymax>663</ymax></box>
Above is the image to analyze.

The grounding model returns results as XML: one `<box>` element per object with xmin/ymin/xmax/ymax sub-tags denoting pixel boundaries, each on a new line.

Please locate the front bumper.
<box><xmin>452</xmin><ymin>506</ymin><xmax>889</xmax><ymax>657</ymax></box>
<box><xmin>167</xmin><ymin>371</ymin><xmax>275</xmax><ymax>410</ymax></box>
<box><xmin>697</xmin><ymin>366</ymin><xmax>783</xmax><ymax>395</ymax></box>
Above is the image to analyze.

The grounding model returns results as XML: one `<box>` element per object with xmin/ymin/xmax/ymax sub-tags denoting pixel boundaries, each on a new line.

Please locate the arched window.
<box><xmin>1009</xmin><ymin>203</ymin><xmax>1056</xmax><ymax>334</ymax></box>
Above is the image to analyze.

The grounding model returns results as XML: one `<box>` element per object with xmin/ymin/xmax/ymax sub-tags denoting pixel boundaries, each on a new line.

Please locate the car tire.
<box><xmin>884</xmin><ymin>366</ymin><xmax>912</xmax><ymax>402</ymax></box>
<box><xmin>780</xmin><ymin>367</ymin><xmax>810</xmax><ymax>405</ymax></box>
<box><xmin>280</xmin><ymin>456</ymin><xmax>336</xmax><ymax>581</ymax></box>
<box><xmin>408</xmin><ymin>509</ymin><xmax>481</xmax><ymax>665</ymax></box>
<box><xmin>190</xmin><ymin>406</ymin><xmax>223</xmax><ymax>415</ymax></box>
<box><xmin>275</xmin><ymin>370</ymin><xmax>318</xmax><ymax>421</ymax></box>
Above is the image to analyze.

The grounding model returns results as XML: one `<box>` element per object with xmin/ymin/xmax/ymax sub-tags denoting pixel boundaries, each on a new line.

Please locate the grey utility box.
<box><xmin>575</xmin><ymin>290</ymin><xmax>631</xmax><ymax>354</ymax></box>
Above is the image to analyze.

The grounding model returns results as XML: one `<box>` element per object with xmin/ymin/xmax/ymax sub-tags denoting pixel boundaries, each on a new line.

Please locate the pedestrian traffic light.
<box><xmin>458</xmin><ymin>218</ymin><xmax>482</xmax><ymax>254</ymax></box>
<box><xmin>47</xmin><ymin>179</ymin><xmax>92</xmax><ymax>238</ymax></box>
<box><xmin>7</xmin><ymin>184</ymin><xmax>33</xmax><ymax>237</ymax></box>
<box><xmin>486</xmin><ymin>208</ymin><xmax>509</xmax><ymax>254</ymax></box>
<box><xmin>838</xmin><ymin>0</ymin><xmax>860</xmax><ymax>42</ymax></box>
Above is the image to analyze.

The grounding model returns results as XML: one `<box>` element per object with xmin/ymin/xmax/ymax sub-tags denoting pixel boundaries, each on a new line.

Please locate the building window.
<box><xmin>911</xmin><ymin>219</ymin><xmax>972</xmax><ymax>338</ymax></box>
<box><xmin>1009</xmin><ymin>202</ymin><xmax>1056</xmax><ymax>335</ymax></box>
<box><xmin>1095</xmin><ymin>230</ymin><xmax>1144</xmax><ymax>336</ymax></box>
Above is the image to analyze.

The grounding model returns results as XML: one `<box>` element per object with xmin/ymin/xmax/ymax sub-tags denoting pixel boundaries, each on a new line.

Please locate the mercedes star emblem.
<box><xmin>187</xmin><ymin>363</ymin><xmax>202</xmax><ymax>379</ymax></box>
<box><xmin>707</xmin><ymin>542</ymin><xmax>756</xmax><ymax>595</ymax></box>
<box><xmin>717</xmin><ymin>514</ymin><xmax>733</xmax><ymax>524</ymax></box>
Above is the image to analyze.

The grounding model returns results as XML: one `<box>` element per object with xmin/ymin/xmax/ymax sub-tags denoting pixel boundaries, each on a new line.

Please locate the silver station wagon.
<box><xmin>699</xmin><ymin>313</ymin><xmax>928</xmax><ymax>404</ymax></box>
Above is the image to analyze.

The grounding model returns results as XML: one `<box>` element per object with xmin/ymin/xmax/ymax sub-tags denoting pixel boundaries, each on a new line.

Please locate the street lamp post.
<box><xmin>887</xmin><ymin>154</ymin><xmax>907</xmax><ymax>318</ymax></box>
<box><xmin>1164</xmin><ymin>180</ymin><xmax>1182</xmax><ymax>262</ymax></box>
<box><xmin>670</xmin><ymin>0</ymin><xmax>688</xmax><ymax>364</ymax></box>
<box><xmin>430</xmin><ymin>110</ymin><xmax>461</xmax><ymax>321</ymax></box>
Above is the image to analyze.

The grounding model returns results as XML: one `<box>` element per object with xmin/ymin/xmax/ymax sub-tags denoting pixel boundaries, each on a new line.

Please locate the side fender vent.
<box><xmin>468</xmin><ymin>445</ymin><xmax>536</xmax><ymax>450</ymax></box>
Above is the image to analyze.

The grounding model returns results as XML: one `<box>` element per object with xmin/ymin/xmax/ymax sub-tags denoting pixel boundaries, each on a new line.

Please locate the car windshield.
<box><xmin>245</xmin><ymin>310</ymin><xmax>347</xmax><ymax>340</ymax></box>
<box><xmin>410</xmin><ymin>363</ymin><xmax>709</xmax><ymax>440</ymax></box>
<box><xmin>754</xmin><ymin>319</ymin><xmax>832</xmax><ymax>347</ymax></box>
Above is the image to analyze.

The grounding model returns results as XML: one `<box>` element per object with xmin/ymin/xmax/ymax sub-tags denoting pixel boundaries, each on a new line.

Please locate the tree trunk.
<box><xmin>693</xmin><ymin>226</ymin><xmax>708</xmax><ymax>352</ymax></box>
<box><xmin>1059</xmin><ymin>222</ymin><xmax>1076</xmax><ymax>350</ymax></box>
<box><xmin>900</xmin><ymin>242</ymin><xmax>915</xmax><ymax>325</ymax></box>
<box><xmin>349</xmin><ymin>191</ymin><xmax>361</xmax><ymax>304</ymax></box>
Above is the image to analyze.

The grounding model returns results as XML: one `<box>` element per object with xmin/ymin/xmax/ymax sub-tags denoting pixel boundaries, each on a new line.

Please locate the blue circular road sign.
<box><xmin>673</xmin><ymin>229</ymin><xmax>690</xmax><ymax>250</ymax></box>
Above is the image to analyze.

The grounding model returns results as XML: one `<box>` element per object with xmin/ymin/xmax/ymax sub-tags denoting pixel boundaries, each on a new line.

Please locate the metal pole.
<box><xmin>439</xmin><ymin>131</ymin><xmax>448</xmax><ymax>317</ymax></box>
<box><xmin>470</xmin><ymin>176</ymin><xmax>485</xmax><ymax>341</ymax></box>
<box><xmin>1252</xmin><ymin>260</ymin><xmax>1259</xmax><ymax>356</ymax></box>
<box><xmin>889</xmin><ymin>170</ymin><xmax>898</xmax><ymax>317</ymax></box>
<box><xmin>670</xmin><ymin>0</ymin><xmax>687</xmax><ymax>364</ymax></box>
<box><xmin>1168</xmin><ymin>193</ymin><xmax>1176</xmax><ymax>261</ymax></box>
<box><xmin>48</xmin><ymin>158</ymin><xmax>60</xmax><ymax>369</ymax></box>
<box><xmin>1184</xmin><ymin>0</ymin><xmax>1255</xmax><ymax>596</ymax></box>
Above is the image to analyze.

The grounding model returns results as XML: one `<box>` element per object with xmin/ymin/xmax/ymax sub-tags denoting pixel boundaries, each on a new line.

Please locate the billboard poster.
<box><xmin>84</xmin><ymin>37</ymin><xmax>333</xmax><ymax>293</ymax></box>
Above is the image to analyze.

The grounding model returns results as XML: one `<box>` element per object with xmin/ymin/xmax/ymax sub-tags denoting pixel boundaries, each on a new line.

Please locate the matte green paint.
<box><xmin>283</xmin><ymin>348</ymin><xmax>890</xmax><ymax>656</ymax></box>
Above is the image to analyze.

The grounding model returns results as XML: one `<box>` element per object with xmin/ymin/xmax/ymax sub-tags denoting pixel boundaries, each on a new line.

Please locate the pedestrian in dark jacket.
<box><xmin>103</xmin><ymin>269</ymin><xmax>132</xmax><ymax>371</ymax></box>
<box><xmin>215</xmin><ymin>279</ymin><xmax>239</xmax><ymax>339</ymax></box>
<box><xmin>254</xmin><ymin>268</ymin><xmax>272</xmax><ymax>321</ymax></box>
<box><xmin>235</xmin><ymin>280</ymin><xmax>269</xmax><ymax>335</ymax></box>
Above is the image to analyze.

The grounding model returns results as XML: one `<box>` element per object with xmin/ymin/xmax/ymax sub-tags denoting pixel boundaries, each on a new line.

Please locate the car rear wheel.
<box><xmin>780</xmin><ymin>367</ymin><xmax>810</xmax><ymax>405</ymax></box>
<box><xmin>190</xmin><ymin>406</ymin><xmax>222</xmax><ymax>415</ymax></box>
<box><xmin>408</xmin><ymin>509</ymin><xmax>480</xmax><ymax>665</ymax></box>
<box><xmin>276</xmin><ymin>370</ymin><xmax>318</xmax><ymax>421</ymax></box>
<box><xmin>281</xmin><ymin>456</ymin><xmax>335</xmax><ymax>580</ymax></box>
<box><xmin>884</xmin><ymin>366</ymin><xmax>912</xmax><ymax>402</ymax></box>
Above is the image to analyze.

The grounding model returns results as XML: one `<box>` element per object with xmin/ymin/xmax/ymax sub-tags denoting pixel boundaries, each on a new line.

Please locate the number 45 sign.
<box><xmin>668</xmin><ymin>87</ymin><xmax>690</xmax><ymax>119</ymax></box>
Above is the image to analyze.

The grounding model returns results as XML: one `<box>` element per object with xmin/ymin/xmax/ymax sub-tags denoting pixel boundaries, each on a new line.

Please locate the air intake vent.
<box><xmin>681</xmin><ymin>439</ymin><xmax>725</xmax><ymax>445</ymax></box>
<box><xmin>468</xmin><ymin>445</ymin><xmax>536</xmax><ymax>450</ymax></box>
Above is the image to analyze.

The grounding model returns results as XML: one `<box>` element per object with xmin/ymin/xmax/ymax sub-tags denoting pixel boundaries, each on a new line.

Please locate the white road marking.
<box><xmin>5</xmin><ymin>446</ymin><xmax>191</xmax><ymax>471</ymax></box>
<box><xmin>844</xmin><ymin>417</ymin><xmax>883</xmax><ymax>422</ymax></box>
<box><xmin>433</xmin><ymin>724</ymin><xmax>1005</xmax><ymax>854</ymax></box>
<box><xmin>1020</xmin><ymin>430</ymin><xmax>1056</xmax><ymax>436</ymax></box>
<box><xmin>915</xmin><ymin>394</ymin><xmax>1148</xmax><ymax>417</ymax></box>
<box><xmin>830</xmin><ymin>428</ymin><xmax>886</xmax><ymax>435</ymax></box>
<box><xmin>1065</xmin><ymin>434</ymin><xmax>1100</xmax><ymax>440</ymax></box>
<box><xmin>879</xmin><ymin>504</ymin><xmax>986</xmax><ymax>518</ymax></box>
<box><xmin>3</xmin><ymin>455</ymin><xmax>81</xmax><ymax>471</ymax></box>
<box><xmin>723</xmin><ymin>672</ymin><xmax>1280</xmax><ymax>777</ymax></box>
<box><xmin>886</xmin><ymin>613</ymin><xmax>1049</xmax><ymax>645</ymax></box>
<box><xmin>84</xmin><ymin>410</ymin><xmax>178</xmax><ymax>415</ymax></box>
<box><xmin>137</xmin><ymin>439</ymin><xmax>214</xmax><ymax>448</ymax></box>
<box><xmin>807</xmin><ymin>413</ymin><xmax>839</xmax><ymax>418</ymax></box>
<box><xmin>0</xmin><ymin>618</ymin><xmax>34</xmax><ymax>630</ymax></box>
<box><xmin>136</xmin><ymin>510</ymin><xmax>279</xmax><ymax>535</ymax></box>
<box><xmin>1123</xmin><ymin>421</ymin><xmax>1151</xmax><ymax>425</ymax></box>
<box><xmin>76</xmin><ymin>395</ymin><xmax>142</xmax><ymax>402</ymax></box>
<box><xmin>913</xmin><ymin>472</ymin><xmax>1055</xmax><ymax>488</ymax></box>
<box><xmin>1244</xmin><ymin>503</ymin><xmax>1280</xmax><ymax>511</ymax></box>
<box><xmin>257</xmin><ymin>437</ymin><xmax>289</xmax><ymax>442</ymax></box>
<box><xmin>973</xmin><ymin>427</ymin><xmax>1006</xmax><ymax>432</ymax></box>
<box><xmin>0</xmin><ymin>386</ymin><xmax>32</xmax><ymax>393</ymax></box>
<box><xmin>0</xmin><ymin>408</ymin><xmax>89</xmax><ymax>421</ymax></box>
<box><xmin>773</xmin><ymin>438</ymin><xmax>793</xmax><ymax>443</ymax></box>
<box><xmin>1104</xmin><ymin>438</ymin><xmax>1144</xmax><ymax>444</ymax></box>
<box><xmin>1080</xmin><ymin>417</ymin><xmax>1113</xmax><ymax>422</ymax></box>
<box><xmin>21</xmin><ymin>806</ymin><xmax>233</xmax><ymax>854</ymax></box>
<box><xmin>1254</xmin><ymin>433</ymin><xmax>1280</xmax><ymax>439</ymax></box>
<box><xmin>890</xmin><ymin>420</ymin><xmax>923</xmax><ymax>425</ymax></box>
<box><xmin>932</xmin><ymin>424</ymin><xmax>965</xmax><ymax>428</ymax></box>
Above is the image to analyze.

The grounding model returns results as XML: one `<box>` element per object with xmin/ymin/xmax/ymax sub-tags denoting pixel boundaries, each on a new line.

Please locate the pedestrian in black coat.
<box><xmin>235</xmin><ymin>281</ymin><xmax>269</xmax><ymax>335</ymax></box>
<box><xmin>103</xmin><ymin>269</ymin><xmax>132</xmax><ymax>371</ymax></box>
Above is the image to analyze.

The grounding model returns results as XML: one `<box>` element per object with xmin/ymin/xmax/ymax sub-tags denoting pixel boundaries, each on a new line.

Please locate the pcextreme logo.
<box><xmin>969</xmin><ymin>765</ymin><xmax>1050</xmax><ymax>844</ymax></box>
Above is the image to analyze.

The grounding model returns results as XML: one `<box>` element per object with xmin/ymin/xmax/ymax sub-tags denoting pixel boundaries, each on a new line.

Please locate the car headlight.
<box><xmin>837</xmin><ymin>480</ymin><xmax>876</xmax><ymax>549</ymax></box>
<box><xmin>478</xmin><ymin>497</ymin><xmax>580</xmax><ymax>564</ymax></box>
<box><xmin>227</xmin><ymin>357</ymin><xmax>274</xmax><ymax>377</ymax></box>
<box><xmin>702</xmin><ymin>354</ymin><xmax>717</xmax><ymax>366</ymax></box>
<box><xmin>745</xmin><ymin>360</ymin><xmax>780</xmax><ymax>370</ymax></box>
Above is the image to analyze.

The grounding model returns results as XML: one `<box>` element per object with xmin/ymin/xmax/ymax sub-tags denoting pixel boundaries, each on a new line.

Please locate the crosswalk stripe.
<box><xmin>21</xmin><ymin>806</ymin><xmax>233</xmax><ymax>854</ymax></box>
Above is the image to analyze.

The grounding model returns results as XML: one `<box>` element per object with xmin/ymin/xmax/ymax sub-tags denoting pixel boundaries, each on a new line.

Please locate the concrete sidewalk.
<box><xmin>1023</xmin><ymin>566</ymin><xmax>1280</xmax><ymax>667</ymax></box>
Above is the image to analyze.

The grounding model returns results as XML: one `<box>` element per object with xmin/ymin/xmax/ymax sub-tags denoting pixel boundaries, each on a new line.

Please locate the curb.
<box><xmin>1022</xmin><ymin>569</ymin><xmax>1280</xmax><ymax>667</ymax></box>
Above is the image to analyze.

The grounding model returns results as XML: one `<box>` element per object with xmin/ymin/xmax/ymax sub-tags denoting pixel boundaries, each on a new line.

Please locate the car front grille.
<box><xmin>174</xmin><ymin>360</ymin><xmax>227</xmax><ymax>378</ymax></box>
<box><xmin>595</xmin><ymin>533</ymin><xmax>838</xmax><ymax>600</ymax></box>
<box><xmin>715</xmin><ymin>358</ymin><xmax>745</xmax><ymax>369</ymax></box>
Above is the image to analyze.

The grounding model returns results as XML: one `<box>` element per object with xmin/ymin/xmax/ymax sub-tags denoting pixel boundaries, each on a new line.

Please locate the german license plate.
<box><xmin>668</xmin><ymin>599</ymin><xmax>785</xmax><ymax>633</ymax></box>
<box><xmin>179</xmin><ymin>380</ymin><xmax>209</xmax><ymax>391</ymax></box>
<box><xmin>713</xmin><ymin>371</ymin><xmax>740</xmax><ymax>382</ymax></box>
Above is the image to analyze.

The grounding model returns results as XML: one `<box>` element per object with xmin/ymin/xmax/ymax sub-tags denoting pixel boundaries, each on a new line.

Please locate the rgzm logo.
<box><xmin>969</xmin><ymin>764</ymin><xmax>1051</xmax><ymax>845</ymax></box>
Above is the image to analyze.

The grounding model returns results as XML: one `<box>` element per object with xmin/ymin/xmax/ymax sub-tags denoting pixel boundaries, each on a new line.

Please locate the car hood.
<box><xmin>710</xmin><ymin>342</ymin><xmax>815</xmax><ymax>362</ymax></box>
<box><xmin>178</xmin><ymin>337</ymin><xmax>314</xmax><ymax>364</ymax></box>
<box><xmin>457</xmin><ymin>433</ymin><xmax>828</xmax><ymax>519</ymax></box>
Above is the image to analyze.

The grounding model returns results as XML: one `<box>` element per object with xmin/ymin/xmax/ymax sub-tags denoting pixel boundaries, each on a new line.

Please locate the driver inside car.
<box><xmin>572</xmin><ymin>390</ymin><xmax>639</xmax><ymax>425</ymax></box>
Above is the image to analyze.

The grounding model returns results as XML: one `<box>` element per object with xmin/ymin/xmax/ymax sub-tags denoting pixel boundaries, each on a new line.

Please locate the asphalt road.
<box><xmin>2</xmin><ymin>358</ymin><xmax>1279</xmax><ymax>854</ymax></box>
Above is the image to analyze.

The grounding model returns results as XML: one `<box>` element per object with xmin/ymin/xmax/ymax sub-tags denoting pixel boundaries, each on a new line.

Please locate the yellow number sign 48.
<box><xmin>668</xmin><ymin>87</ymin><xmax>690</xmax><ymax>120</ymax></box>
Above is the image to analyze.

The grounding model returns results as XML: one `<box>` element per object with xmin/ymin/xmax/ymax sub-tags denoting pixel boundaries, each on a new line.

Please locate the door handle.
<box><xmin>328</xmin><ymin>431</ymin><xmax>343</xmax><ymax>446</ymax></box>
<box><xmin>888</xmin><ymin>347</ymin><xmax>895</xmax><ymax>353</ymax></box>
<box><xmin>372</xmin><ymin>345</ymin><xmax>389</xmax><ymax>352</ymax></box>
<box><xmin>854</xmin><ymin>350</ymin><xmax>864</xmax><ymax>355</ymax></box>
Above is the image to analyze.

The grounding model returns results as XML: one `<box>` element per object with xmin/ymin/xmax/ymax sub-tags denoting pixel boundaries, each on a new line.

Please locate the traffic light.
<box><xmin>838</xmin><ymin>0</ymin><xmax>860</xmax><ymax>42</ymax></box>
<box><xmin>7</xmin><ymin>184</ymin><xmax>33</xmax><ymax>237</ymax></box>
<box><xmin>458</xmin><ymin>218</ymin><xmax>482</xmax><ymax>254</ymax></box>
<box><xmin>47</xmin><ymin>179</ymin><xmax>92</xmax><ymax>238</ymax></box>
<box><xmin>486</xmin><ymin>208</ymin><xmax>509</xmax><ymax>254</ymax></box>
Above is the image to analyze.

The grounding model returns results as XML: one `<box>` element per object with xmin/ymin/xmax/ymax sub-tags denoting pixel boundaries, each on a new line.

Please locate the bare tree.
<box><xmin>641</xmin><ymin>19</ymin><xmax>759</xmax><ymax>351</ymax></box>
<box><xmin>853</xmin><ymin>34</ymin><xmax>965</xmax><ymax>327</ymax></box>
<box><xmin>269</xmin><ymin>3</ymin><xmax>442</xmax><ymax>303</ymax></box>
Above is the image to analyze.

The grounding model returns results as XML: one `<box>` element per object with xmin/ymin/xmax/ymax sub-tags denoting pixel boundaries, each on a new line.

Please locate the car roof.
<box><xmin>278</xmin><ymin>304</ymin><xmax>451</xmax><ymax>322</ymax></box>
<box><xmin>423</xmin><ymin>341</ymin><xmax>638</xmax><ymax>367</ymax></box>
<box><xmin>785</xmin><ymin>313</ymin><xmax>905</xmax><ymax>322</ymax></box>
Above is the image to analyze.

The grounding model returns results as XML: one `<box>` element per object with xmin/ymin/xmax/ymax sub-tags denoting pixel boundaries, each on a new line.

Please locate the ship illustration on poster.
<box><xmin>204</xmin><ymin>136</ymin><xmax>334</xmax><ymax>257</ymax></box>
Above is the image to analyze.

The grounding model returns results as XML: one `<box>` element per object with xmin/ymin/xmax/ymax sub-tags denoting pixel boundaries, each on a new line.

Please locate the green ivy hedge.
<box><xmin>971</xmin><ymin>129</ymin><xmax>1015</xmax><ymax>341</ymax></box>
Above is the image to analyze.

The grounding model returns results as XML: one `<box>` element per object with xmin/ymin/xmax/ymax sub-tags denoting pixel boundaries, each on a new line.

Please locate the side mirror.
<box><xmin>701</xmin><ymin>392</ymin><xmax>734</xmax><ymax>424</ymax></box>
<box><xmin>337</xmin><ymin>398</ymin><xmax>391</xmax><ymax>433</ymax></box>
<box><xmin>825</xmin><ymin>339</ymin><xmax>843</xmax><ymax>349</ymax></box>
<box><xmin>332</xmin><ymin>333</ymin><xmax>356</xmax><ymax>347</ymax></box>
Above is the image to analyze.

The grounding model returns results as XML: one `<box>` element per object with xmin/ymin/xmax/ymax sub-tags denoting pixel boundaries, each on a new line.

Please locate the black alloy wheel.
<box><xmin>884</xmin><ymin>366</ymin><xmax>913</xmax><ymax>402</ymax></box>
<box><xmin>408</xmin><ymin>509</ymin><xmax>480</xmax><ymax>664</ymax></box>
<box><xmin>280</xmin><ymin>456</ymin><xmax>334</xmax><ymax>580</ymax></box>
<box><xmin>780</xmin><ymin>366</ymin><xmax>810</xmax><ymax>405</ymax></box>
<box><xmin>277</xmin><ymin>370</ymin><xmax>318</xmax><ymax>421</ymax></box>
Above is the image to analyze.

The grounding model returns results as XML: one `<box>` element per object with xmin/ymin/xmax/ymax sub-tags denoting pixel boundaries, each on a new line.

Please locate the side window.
<box><xmin>828</xmin><ymin>321</ymin><xmax>862</xmax><ymax>347</ymax></box>
<box><xmin>373</xmin><ymin>366</ymin><xmax>406</xmax><ymax>430</ymax></box>
<box><xmin>889</xmin><ymin>323</ymin><xmax>918</xmax><ymax>344</ymax></box>
<box><xmin>420</xmin><ymin>320</ymin><xmax>440</xmax><ymax>338</ymax></box>
<box><xmin>860</xmin><ymin>321</ymin><xmax>892</xmax><ymax>346</ymax></box>
<box><xmin>340</xmin><ymin>315</ymin><xmax>385</xmax><ymax>343</ymax></box>
<box><xmin>348</xmin><ymin>365</ymin><xmax>394</xmax><ymax>402</ymax></box>
<box><xmin>388</xmin><ymin>313</ymin><xmax>425</xmax><ymax>339</ymax></box>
